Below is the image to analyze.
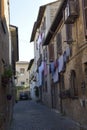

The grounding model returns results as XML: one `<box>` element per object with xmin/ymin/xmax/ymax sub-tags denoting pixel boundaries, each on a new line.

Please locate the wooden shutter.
<box><xmin>56</xmin><ymin>32</ymin><xmax>62</xmax><ymax>54</ymax></box>
<box><xmin>66</xmin><ymin>24</ymin><xmax>72</xmax><ymax>44</ymax></box>
<box><xmin>83</xmin><ymin>0</ymin><xmax>87</xmax><ymax>37</ymax></box>
<box><xmin>49</xmin><ymin>44</ymin><xmax>54</xmax><ymax>61</ymax></box>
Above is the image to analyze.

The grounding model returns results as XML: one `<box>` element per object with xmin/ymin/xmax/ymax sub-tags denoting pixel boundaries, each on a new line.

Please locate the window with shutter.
<box><xmin>56</xmin><ymin>32</ymin><xmax>62</xmax><ymax>54</ymax></box>
<box><xmin>49</xmin><ymin>44</ymin><xmax>54</xmax><ymax>61</ymax></box>
<box><xmin>66</xmin><ymin>24</ymin><xmax>73</xmax><ymax>44</ymax></box>
<box><xmin>70</xmin><ymin>70</ymin><xmax>78</xmax><ymax>97</ymax></box>
<box><xmin>83</xmin><ymin>0</ymin><xmax>87</xmax><ymax>37</ymax></box>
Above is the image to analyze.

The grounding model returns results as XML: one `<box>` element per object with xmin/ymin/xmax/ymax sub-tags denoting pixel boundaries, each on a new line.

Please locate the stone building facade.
<box><xmin>16</xmin><ymin>61</ymin><xmax>29</xmax><ymax>87</ymax></box>
<box><xmin>30</xmin><ymin>0</ymin><xmax>87</xmax><ymax>127</ymax></box>
<box><xmin>0</xmin><ymin>0</ymin><xmax>19</xmax><ymax>129</ymax></box>
<box><xmin>0</xmin><ymin>0</ymin><xmax>11</xmax><ymax>129</ymax></box>
<box><xmin>43</xmin><ymin>0</ymin><xmax>87</xmax><ymax>127</ymax></box>
<box><xmin>30</xmin><ymin>0</ymin><xmax>62</xmax><ymax>107</ymax></box>
<box><xmin>15</xmin><ymin>61</ymin><xmax>30</xmax><ymax>100</ymax></box>
<box><xmin>28</xmin><ymin>59</ymin><xmax>38</xmax><ymax>100</ymax></box>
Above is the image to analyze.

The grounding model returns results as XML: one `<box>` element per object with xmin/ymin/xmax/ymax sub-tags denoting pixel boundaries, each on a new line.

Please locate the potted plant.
<box><xmin>1</xmin><ymin>66</ymin><xmax>13</xmax><ymax>87</ymax></box>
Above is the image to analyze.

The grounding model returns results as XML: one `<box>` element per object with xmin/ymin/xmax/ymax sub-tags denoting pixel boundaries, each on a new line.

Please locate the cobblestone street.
<box><xmin>10</xmin><ymin>100</ymin><xmax>80</xmax><ymax>130</ymax></box>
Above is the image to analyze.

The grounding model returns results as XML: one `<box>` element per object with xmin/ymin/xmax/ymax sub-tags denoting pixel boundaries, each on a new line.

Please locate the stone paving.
<box><xmin>10</xmin><ymin>100</ymin><xmax>80</xmax><ymax>130</ymax></box>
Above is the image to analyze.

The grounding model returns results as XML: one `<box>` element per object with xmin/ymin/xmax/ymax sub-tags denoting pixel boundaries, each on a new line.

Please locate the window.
<box><xmin>56</xmin><ymin>32</ymin><xmax>62</xmax><ymax>55</ymax></box>
<box><xmin>41</xmin><ymin>17</ymin><xmax>46</xmax><ymax>31</ymax></box>
<box><xmin>21</xmin><ymin>82</ymin><xmax>25</xmax><ymax>85</ymax></box>
<box><xmin>49</xmin><ymin>44</ymin><xmax>54</xmax><ymax>61</ymax></box>
<box><xmin>70</xmin><ymin>70</ymin><xmax>78</xmax><ymax>97</ymax></box>
<box><xmin>66</xmin><ymin>24</ymin><xmax>73</xmax><ymax>44</ymax></box>
<box><xmin>26</xmin><ymin>79</ymin><xmax>28</xmax><ymax>83</ymax></box>
<box><xmin>83</xmin><ymin>0</ymin><xmax>87</xmax><ymax>37</ymax></box>
<box><xmin>20</xmin><ymin>68</ymin><xmax>25</xmax><ymax>74</ymax></box>
<box><xmin>43</xmin><ymin>47</ymin><xmax>48</xmax><ymax>61</ymax></box>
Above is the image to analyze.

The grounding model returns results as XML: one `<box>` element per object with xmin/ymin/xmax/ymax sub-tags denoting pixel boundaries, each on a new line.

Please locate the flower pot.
<box><xmin>7</xmin><ymin>94</ymin><xmax>12</xmax><ymax>100</ymax></box>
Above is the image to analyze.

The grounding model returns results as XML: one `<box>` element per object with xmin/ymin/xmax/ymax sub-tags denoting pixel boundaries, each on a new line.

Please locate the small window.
<box><xmin>26</xmin><ymin>79</ymin><xmax>28</xmax><ymax>83</ymax></box>
<box><xmin>20</xmin><ymin>68</ymin><xmax>25</xmax><ymax>74</ymax></box>
<box><xmin>21</xmin><ymin>82</ymin><xmax>25</xmax><ymax>85</ymax></box>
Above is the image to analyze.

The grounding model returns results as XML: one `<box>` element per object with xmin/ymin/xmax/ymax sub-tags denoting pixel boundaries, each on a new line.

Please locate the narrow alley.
<box><xmin>10</xmin><ymin>100</ymin><xmax>79</xmax><ymax>130</ymax></box>
<box><xmin>1</xmin><ymin>0</ymin><xmax>87</xmax><ymax>130</ymax></box>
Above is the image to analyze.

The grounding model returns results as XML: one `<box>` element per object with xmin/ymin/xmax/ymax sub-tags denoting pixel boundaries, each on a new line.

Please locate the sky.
<box><xmin>10</xmin><ymin>0</ymin><xmax>57</xmax><ymax>62</ymax></box>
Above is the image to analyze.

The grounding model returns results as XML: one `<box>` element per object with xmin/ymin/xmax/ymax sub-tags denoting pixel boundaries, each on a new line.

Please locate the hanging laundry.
<box><xmin>66</xmin><ymin>46</ymin><xmax>70</xmax><ymax>56</ymax></box>
<box><xmin>41</xmin><ymin>61</ymin><xmax>44</xmax><ymax>71</ymax></box>
<box><xmin>37</xmin><ymin>34</ymin><xmax>42</xmax><ymax>49</ymax></box>
<box><xmin>42</xmin><ymin>32</ymin><xmax>45</xmax><ymax>42</ymax></box>
<box><xmin>54</xmin><ymin>59</ymin><xmax>58</xmax><ymax>71</ymax></box>
<box><xmin>66</xmin><ymin>46</ymin><xmax>70</xmax><ymax>62</ymax></box>
<box><xmin>38</xmin><ymin>61</ymin><xmax>44</xmax><ymax>87</ymax></box>
<box><xmin>44</xmin><ymin>61</ymin><xmax>48</xmax><ymax>76</ymax></box>
<box><xmin>63</xmin><ymin>51</ymin><xmax>67</xmax><ymax>63</ymax></box>
<box><xmin>50</xmin><ymin>61</ymin><xmax>55</xmax><ymax>76</ymax></box>
<box><xmin>53</xmin><ymin>68</ymin><xmax>59</xmax><ymax>83</ymax></box>
<box><xmin>38</xmin><ymin>66</ymin><xmax>42</xmax><ymax>87</ymax></box>
<box><xmin>58</xmin><ymin>55</ymin><xmax>64</xmax><ymax>73</ymax></box>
